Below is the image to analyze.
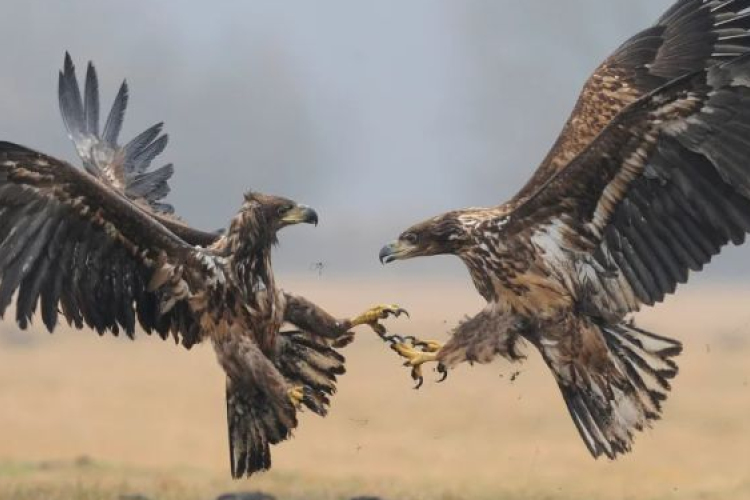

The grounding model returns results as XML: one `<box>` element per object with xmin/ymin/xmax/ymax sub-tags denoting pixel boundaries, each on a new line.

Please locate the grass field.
<box><xmin>1</xmin><ymin>277</ymin><xmax>749</xmax><ymax>500</ymax></box>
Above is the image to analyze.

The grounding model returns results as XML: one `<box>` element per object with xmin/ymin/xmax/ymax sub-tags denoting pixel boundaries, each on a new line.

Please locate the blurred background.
<box><xmin>0</xmin><ymin>1</ymin><xmax>749</xmax><ymax>499</ymax></box>
<box><xmin>5</xmin><ymin>0</ymin><xmax>750</xmax><ymax>280</ymax></box>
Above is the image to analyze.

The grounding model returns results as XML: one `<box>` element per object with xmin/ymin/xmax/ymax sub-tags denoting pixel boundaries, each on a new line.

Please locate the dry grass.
<box><xmin>1</xmin><ymin>277</ymin><xmax>749</xmax><ymax>499</ymax></box>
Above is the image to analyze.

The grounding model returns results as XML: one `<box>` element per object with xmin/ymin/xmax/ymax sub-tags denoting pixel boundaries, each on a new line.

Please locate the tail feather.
<box><xmin>542</xmin><ymin>320</ymin><xmax>682</xmax><ymax>460</ymax></box>
<box><xmin>226</xmin><ymin>382</ymin><xmax>296</xmax><ymax>479</ymax></box>
<box><xmin>604</xmin><ymin>323</ymin><xmax>680</xmax><ymax>406</ymax></box>
<box><xmin>275</xmin><ymin>331</ymin><xmax>346</xmax><ymax>417</ymax></box>
<box><xmin>224</xmin><ymin>331</ymin><xmax>346</xmax><ymax>478</ymax></box>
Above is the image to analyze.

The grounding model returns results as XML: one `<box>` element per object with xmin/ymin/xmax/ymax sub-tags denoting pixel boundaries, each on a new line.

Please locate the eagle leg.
<box><xmin>348</xmin><ymin>304</ymin><xmax>409</xmax><ymax>334</ymax></box>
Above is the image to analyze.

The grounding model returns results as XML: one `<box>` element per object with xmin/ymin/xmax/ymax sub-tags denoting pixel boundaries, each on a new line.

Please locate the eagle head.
<box><xmin>223</xmin><ymin>192</ymin><xmax>319</xmax><ymax>253</ymax></box>
<box><xmin>379</xmin><ymin>211</ymin><xmax>471</xmax><ymax>264</ymax></box>
<box><xmin>242</xmin><ymin>191</ymin><xmax>319</xmax><ymax>232</ymax></box>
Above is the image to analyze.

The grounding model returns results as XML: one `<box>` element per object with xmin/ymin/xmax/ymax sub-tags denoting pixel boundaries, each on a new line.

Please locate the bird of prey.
<box><xmin>0</xmin><ymin>54</ymin><xmax>405</xmax><ymax>477</ymax></box>
<box><xmin>380</xmin><ymin>0</ymin><xmax>750</xmax><ymax>459</ymax></box>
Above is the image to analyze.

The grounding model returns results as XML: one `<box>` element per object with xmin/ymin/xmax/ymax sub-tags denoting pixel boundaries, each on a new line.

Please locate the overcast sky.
<box><xmin>1</xmin><ymin>0</ymin><xmax>749</xmax><ymax>282</ymax></box>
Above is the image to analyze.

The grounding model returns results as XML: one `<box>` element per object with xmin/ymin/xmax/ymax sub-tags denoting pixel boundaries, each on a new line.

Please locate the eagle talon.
<box><xmin>370</xmin><ymin>322</ymin><xmax>387</xmax><ymax>336</ymax></box>
<box><xmin>350</xmin><ymin>304</ymin><xmax>409</xmax><ymax>335</ymax></box>
<box><xmin>392</xmin><ymin>342</ymin><xmax>440</xmax><ymax>389</ymax></box>
<box><xmin>414</xmin><ymin>339</ymin><xmax>443</xmax><ymax>353</ymax></box>
<box><xmin>287</xmin><ymin>386</ymin><xmax>306</xmax><ymax>408</ymax></box>
<box><xmin>413</xmin><ymin>369</ymin><xmax>425</xmax><ymax>390</ymax></box>
<box><xmin>437</xmin><ymin>363</ymin><xmax>449</xmax><ymax>383</ymax></box>
<box><xmin>351</xmin><ymin>304</ymin><xmax>409</xmax><ymax>326</ymax></box>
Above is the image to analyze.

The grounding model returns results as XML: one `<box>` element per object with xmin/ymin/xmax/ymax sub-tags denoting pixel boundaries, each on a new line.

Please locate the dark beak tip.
<box><xmin>378</xmin><ymin>244</ymin><xmax>395</xmax><ymax>265</ymax></box>
<box><xmin>306</xmin><ymin>208</ymin><xmax>319</xmax><ymax>226</ymax></box>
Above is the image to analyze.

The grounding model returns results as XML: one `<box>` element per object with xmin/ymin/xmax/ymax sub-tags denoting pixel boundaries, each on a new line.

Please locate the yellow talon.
<box><xmin>350</xmin><ymin>304</ymin><xmax>409</xmax><ymax>333</ymax></box>
<box><xmin>415</xmin><ymin>340</ymin><xmax>443</xmax><ymax>353</ymax></box>
<box><xmin>288</xmin><ymin>386</ymin><xmax>305</xmax><ymax>408</ymax></box>
<box><xmin>392</xmin><ymin>342</ymin><xmax>440</xmax><ymax>366</ymax></box>
<box><xmin>391</xmin><ymin>341</ymin><xmax>442</xmax><ymax>388</ymax></box>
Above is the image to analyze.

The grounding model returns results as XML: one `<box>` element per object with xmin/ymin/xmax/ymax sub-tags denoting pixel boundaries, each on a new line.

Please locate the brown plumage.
<box><xmin>381</xmin><ymin>0</ymin><xmax>750</xmax><ymax>459</ymax></box>
<box><xmin>0</xmin><ymin>54</ymin><xmax>397</xmax><ymax>478</ymax></box>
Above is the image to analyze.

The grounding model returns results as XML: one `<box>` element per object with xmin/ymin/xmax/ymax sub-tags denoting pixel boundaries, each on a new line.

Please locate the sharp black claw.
<box><xmin>437</xmin><ymin>363</ymin><xmax>448</xmax><ymax>383</ymax></box>
<box><xmin>385</xmin><ymin>334</ymin><xmax>406</xmax><ymax>347</ymax></box>
<box><xmin>413</xmin><ymin>374</ymin><xmax>424</xmax><ymax>390</ymax></box>
<box><xmin>371</xmin><ymin>323</ymin><xmax>387</xmax><ymax>335</ymax></box>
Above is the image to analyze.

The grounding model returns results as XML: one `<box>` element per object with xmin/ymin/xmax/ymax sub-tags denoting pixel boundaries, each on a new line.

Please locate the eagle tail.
<box><xmin>275</xmin><ymin>330</ymin><xmax>346</xmax><ymax>416</ymax></box>
<box><xmin>226</xmin><ymin>380</ymin><xmax>297</xmax><ymax>479</ymax></box>
<box><xmin>552</xmin><ymin>322</ymin><xmax>682</xmax><ymax>460</ymax></box>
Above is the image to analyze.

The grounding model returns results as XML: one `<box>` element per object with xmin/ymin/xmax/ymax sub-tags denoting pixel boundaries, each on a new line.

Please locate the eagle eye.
<box><xmin>403</xmin><ymin>232</ymin><xmax>419</xmax><ymax>245</ymax></box>
<box><xmin>277</xmin><ymin>204</ymin><xmax>293</xmax><ymax>216</ymax></box>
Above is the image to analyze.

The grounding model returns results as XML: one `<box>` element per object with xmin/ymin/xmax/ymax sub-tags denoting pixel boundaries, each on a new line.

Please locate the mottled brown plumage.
<box><xmin>0</xmin><ymin>54</ymin><xmax>402</xmax><ymax>478</ymax></box>
<box><xmin>382</xmin><ymin>0</ymin><xmax>750</xmax><ymax>459</ymax></box>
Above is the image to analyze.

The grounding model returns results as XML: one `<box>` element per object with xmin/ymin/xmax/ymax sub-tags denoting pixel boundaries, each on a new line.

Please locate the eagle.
<box><xmin>0</xmin><ymin>54</ymin><xmax>405</xmax><ymax>478</ymax></box>
<box><xmin>380</xmin><ymin>0</ymin><xmax>750</xmax><ymax>459</ymax></box>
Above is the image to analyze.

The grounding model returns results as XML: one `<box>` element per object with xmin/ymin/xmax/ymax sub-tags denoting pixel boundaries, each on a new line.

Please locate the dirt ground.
<box><xmin>0</xmin><ymin>277</ymin><xmax>749</xmax><ymax>500</ymax></box>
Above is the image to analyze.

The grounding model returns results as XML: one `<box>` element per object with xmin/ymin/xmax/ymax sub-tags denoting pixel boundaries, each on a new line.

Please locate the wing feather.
<box><xmin>0</xmin><ymin>141</ymin><xmax>205</xmax><ymax>345</ymax></box>
<box><xmin>84</xmin><ymin>62</ymin><xmax>100</xmax><ymax>138</ymax></box>
<box><xmin>514</xmin><ymin>0</ymin><xmax>750</xmax><ymax>201</ymax></box>
<box><xmin>510</xmin><ymin>53</ymin><xmax>750</xmax><ymax>317</ymax></box>
<box><xmin>102</xmin><ymin>80</ymin><xmax>128</xmax><ymax>145</ymax></box>
<box><xmin>58</xmin><ymin>54</ymin><xmax>221</xmax><ymax>248</ymax></box>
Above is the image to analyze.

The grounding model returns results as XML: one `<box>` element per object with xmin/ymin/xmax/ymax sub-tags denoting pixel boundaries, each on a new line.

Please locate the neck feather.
<box><xmin>223</xmin><ymin>209</ymin><xmax>277</xmax><ymax>298</ymax></box>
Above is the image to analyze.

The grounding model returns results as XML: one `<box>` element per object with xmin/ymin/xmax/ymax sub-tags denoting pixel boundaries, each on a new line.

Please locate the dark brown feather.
<box><xmin>0</xmin><ymin>141</ymin><xmax>201</xmax><ymax>342</ymax></box>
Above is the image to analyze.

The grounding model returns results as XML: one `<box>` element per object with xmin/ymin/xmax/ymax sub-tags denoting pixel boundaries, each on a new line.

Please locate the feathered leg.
<box><xmin>284</xmin><ymin>293</ymin><xmax>406</xmax><ymax>338</ymax></box>
<box><xmin>390</xmin><ymin>308</ymin><xmax>528</xmax><ymax>388</ymax></box>
<box><xmin>213</xmin><ymin>336</ymin><xmax>298</xmax><ymax>478</ymax></box>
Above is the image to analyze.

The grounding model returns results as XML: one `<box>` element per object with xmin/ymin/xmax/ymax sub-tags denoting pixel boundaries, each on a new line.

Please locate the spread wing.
<box><xmin>0</xmin><ymin>141</ymin><xmax>205</xmax><ymax>346</ymax></box>
<box><xmin>58</xmin><ymin>53</ymin><xmax>220</xmax><ymax>247</ymax></box>
<box><xmin>515</xmin><ymin>0</ymin><xmax>750</xmax><ymax>200</ymax></box>
<box><xmin>507</xmin><ymin>53</ymin><xmax>750</xmax><ymax>320</ymax></box>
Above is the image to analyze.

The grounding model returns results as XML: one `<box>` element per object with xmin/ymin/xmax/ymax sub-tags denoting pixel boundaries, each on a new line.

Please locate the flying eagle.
<box><xmin>380</xmin><ymin>0</ymin><xmax>750</xmax><ymax>459</ymax></box>
<box><xmin>0</xmin><ymin>54</ymin><xmax>405</xmax><ymax>477</ymax></box>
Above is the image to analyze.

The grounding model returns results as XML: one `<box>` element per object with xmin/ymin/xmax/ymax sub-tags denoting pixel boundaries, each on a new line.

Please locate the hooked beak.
<box><xmin>282</xmin><ymin>204</ymin><xmax>319</xmax><ymax>226</ymax></box>
<box><xmin>379</xmin><ymin>240</ymin><xmax>415</xmax><ymax>264</ymax></box>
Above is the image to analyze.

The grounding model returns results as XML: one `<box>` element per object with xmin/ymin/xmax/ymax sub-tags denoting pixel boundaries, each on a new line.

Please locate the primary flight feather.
<box><xmin>381</xmin><ymin>0</ymin><xmax>750</xmax><ymax>459</ymax></box>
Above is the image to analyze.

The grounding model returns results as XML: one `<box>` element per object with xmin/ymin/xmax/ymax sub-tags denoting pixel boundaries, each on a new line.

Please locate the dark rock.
<box><xmin>215</xmin><ymin>493</ymin><xmax>276</xmax><ymax>500</ymax></box>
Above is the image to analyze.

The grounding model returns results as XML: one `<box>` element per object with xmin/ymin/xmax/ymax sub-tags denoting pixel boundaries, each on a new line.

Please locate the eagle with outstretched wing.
<box><xmin>0</xmin><ymin>54</ymin><xmax>406</xmax><ymax>477</ymax></box>
<box><xmin>380</xmin><ymin>0</ymin><xmax>750</xmax><ymax>459</ymax></box>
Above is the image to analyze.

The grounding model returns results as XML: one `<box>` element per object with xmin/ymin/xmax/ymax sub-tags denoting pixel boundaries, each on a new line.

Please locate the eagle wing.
<box><xmin>515</xmin><ymin>0</ymin><xmax>750</xmax><ymax>201</ymax></box>
<box><xmin>507</xmin><ymin>53</ymin><xmax>750</xmax><ymax>319</ymax></box>
<box><xmin>58</xmin><ymin>53</ymin><xmax>220</xmax><ymax>248</ymax></box>
<box><xmin>0</xmin><ymin>141</ymin><xmax>206</xmax><ymax>346</ymax></box>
